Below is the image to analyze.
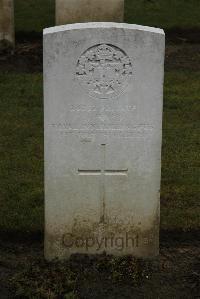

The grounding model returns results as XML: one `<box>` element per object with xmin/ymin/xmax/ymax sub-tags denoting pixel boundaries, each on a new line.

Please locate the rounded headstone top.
<box><xmin>43</xmin><ymin>22</ymin><xmax>165</xmax><ymax>36</ymax></box>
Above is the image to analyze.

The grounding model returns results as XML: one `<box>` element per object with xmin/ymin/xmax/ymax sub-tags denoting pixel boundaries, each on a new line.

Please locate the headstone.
<box><xmin>56</xmin><ymin>0</ymin><xmax>124</xmax><ymax>25</ymax></box>
<box><xmin>0</xmin><ymin>0</ymin><xmax>14</xmax><ymax>50</ymax></box>
<box><xmin>44</xmin><ymin>23</ymin><xmax>165</xmax><ymax>260</ymax></box>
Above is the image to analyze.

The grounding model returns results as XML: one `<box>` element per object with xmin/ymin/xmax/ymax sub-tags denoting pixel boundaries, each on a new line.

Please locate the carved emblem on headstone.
<box><xmin>76</xmin><ymin>44</ymin><xmax>133</xmax><ymax>99</ymax></box>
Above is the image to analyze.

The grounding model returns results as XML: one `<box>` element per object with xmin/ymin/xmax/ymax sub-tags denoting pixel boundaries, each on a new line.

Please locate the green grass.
<box><xmin>0</xmin><ymin>70</ymin><xmax>199</xmax><ymax>233</ymax></box>
<box><xmin>15</xmin><ymin>0</ymin><xmax>55</xmax><ymax>33</ymax></box>
<box><xmin>161</xmin><ymin>71</ymin><xmax>200</xmax><ymax>230</ymax></box>
<box><xmin>0</xmin><ymin>73</ymin><xmax>44</xmax><ymax>233</ymax></box>
<box><xmin>14</xmin><ymin>0</ymin><xmax>200</xmax><ymax>33</ymax></box>
<box><xmin>125</xmin><ymin>0</ymin><xmax>200</xmax><ymax>29</ymax></box>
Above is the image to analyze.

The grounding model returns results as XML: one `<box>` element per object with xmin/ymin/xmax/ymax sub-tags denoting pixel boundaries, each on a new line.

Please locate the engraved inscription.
<box><xmin>76</xmin><ymin>44</ymin><xmax>133</xmax><ymax>99</ymax></box>
<box><xmin>49</xmin><ymin>122</ymin><xmax>154</xmax><ymax>139</ymax></box>
<box><xmin>69</xmin><ymin>104</ymin><xmax>136</xmax><ymax>112</ymax></box>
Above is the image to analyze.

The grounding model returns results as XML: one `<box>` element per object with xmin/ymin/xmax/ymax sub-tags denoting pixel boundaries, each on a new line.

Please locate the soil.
<box><xmin>0</xmin><ymin>231</ymin><xmax>199</xmax><ymax>298</ymax></box>
<box><xmin>165</xmin><ymin>28</ymin><xmax>200</xmax><ymax>44</ymax></box>
<box><xmin>0</xmin><ymin>38</ymin><xmax>42</xmax><ymax>73</ymax></box>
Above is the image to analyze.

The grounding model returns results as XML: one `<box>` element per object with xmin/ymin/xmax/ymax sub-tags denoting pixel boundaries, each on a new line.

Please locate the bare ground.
<box><xmin>0</xmin><ymin>232</ymin><xmax>199</xmax><ymax>298</ymax></box>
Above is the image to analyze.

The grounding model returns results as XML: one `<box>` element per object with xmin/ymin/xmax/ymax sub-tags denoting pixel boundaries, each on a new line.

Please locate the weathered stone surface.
<box><xmin>44</xmin><ymin>23</ymin><xmax>165</xmax><ymax>260</ymax></box>
<box><xmin>56</xmin><ymin>0</ymin><xmax>124</xmax><ymax>25</ymax></box>
<box><xmin>0</xmin><ymin>0</ymin><xmax>14</xmax><ymax>50</ymax></box>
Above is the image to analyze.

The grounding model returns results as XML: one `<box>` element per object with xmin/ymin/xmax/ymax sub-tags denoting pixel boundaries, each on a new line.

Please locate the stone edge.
<box><xmin>43</xmin><ymin>22</ymin><xmax>165</xmax><ymax>36</ymax></box>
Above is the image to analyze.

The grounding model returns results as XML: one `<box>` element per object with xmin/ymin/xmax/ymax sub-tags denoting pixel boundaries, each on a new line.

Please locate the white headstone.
<box><xmin>56</xmin><ymin>0</ymin><xmax>124</xmax><ymax>25</ymax></box>
<box><xmin>0</xmin><ymin>0</ymin><xmax>14</xmax><ymax>50</ymax></box>
<box><xmin>44</xmin><ymin>23</ymin><xmax>165</xmax><ymax>260</ymax></box>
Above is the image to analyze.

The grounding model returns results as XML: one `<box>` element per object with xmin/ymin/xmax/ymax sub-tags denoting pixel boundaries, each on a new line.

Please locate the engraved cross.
<box><xmin>78</xmin><ymin>144</ymin><xmax>128</xmax><ymax>223</ymax></box>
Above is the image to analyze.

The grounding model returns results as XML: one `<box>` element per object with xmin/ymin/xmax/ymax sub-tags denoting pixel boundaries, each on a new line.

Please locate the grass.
<box><xmin>15</xmin><ymin>0</ymin><xmax>55</xmax><ymax>33</ymax></box>
<box><xmin>14</xmin><ymin>0</ymin><xmax>200</xmax><ymax>33</ymax></box>
<box><xmin>161</xmin><ymin>71</ymin><xmax>200</xmax><ymax>230</ymax></box>
<box><xmin>0</xmin><ymin>70</ymin><xmax>199</xmax><ymax>234</ymax></box>
<box><xmin>0</xmin><ymin>73</ymin><xmax>44</xmax><ymax>233</ymax></box>
<box><xmin>125</xmin><ymin>0</ymin><xmax>200</xmax><ymax>29</ymax></box>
